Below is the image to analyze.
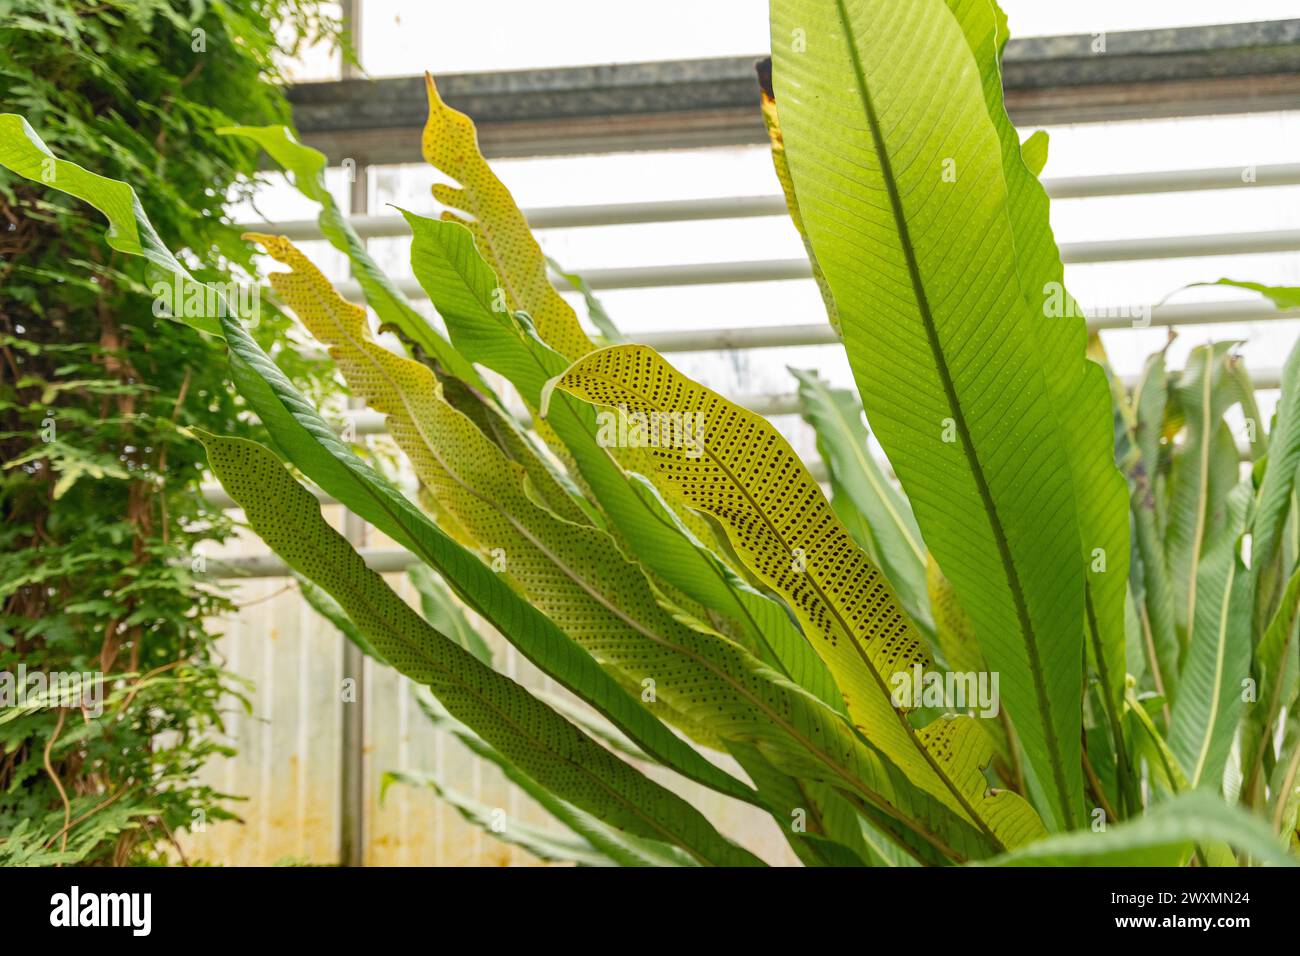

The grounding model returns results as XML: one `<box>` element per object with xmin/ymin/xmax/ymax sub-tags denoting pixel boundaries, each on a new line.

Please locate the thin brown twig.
<box><xmin>238</xmin><ymin>583</ymin><xmax>297</xmax><ymax>608</ymax></box>
<box><xmin>156</xmin><ymin>815</ymin><xmax>190</xmax><ymax>867</ymax></box>
<box><xmin>42</xmin><ymin>784</ymin><xmax>136</xmax><ymax>851</ymax></box>
<box><xmin>42</xmin><ymin>707</ymin><xmax>71</xmax><ymax>853</ymax></box>
<box><xmin>109</xmin><ymin>660</ymin><xmax>187</xmax><ymax>723</ymax></box>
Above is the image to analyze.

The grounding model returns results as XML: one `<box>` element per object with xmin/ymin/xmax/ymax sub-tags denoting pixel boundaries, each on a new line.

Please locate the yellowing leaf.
<box><xmin>421</xmin><ymin>74</ymin><xmax>592</xmax><ymax>361</ymax></box>
<box><xmin>551</xmin><ymin>344</ymin><xmax>1046</xmax><ymax>851</ymax></box>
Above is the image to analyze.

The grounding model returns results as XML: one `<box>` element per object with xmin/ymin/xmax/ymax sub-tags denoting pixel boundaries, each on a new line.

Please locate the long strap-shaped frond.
<box><xmin>220</xmin><ymin>123</ymin><xmax>490</xmax><ymax>393</ymax></box>
<box><xmin>199</xmin><ymin>432</ymin><xmax>761</xmax><ymax>867</ymax></box>
<box><xmin>771</xmin><ymin>0</ymin><xmax>1085</xmax><ymax>828</ymax></box>
<box><xmin>1165</xmin><ymin>343</ymin><xmax>1243</xmax><ymax>648</ymax></box>
<box><xmin>0</xmin><ymin>115</ymin><xmax>219</xmax><ymax>336</ymax></box>
<box><xmin>551</xmin><ymin>344</ymin><xmax>1047</xmax><ymax>851</ymax></box>
<box><xmin>947</xmin><ymin>0</ymin><xmax>1131</xmax><ymax>797</ymax></box>
<box><xmin>1170</xmin><ymin>481</ymin><xmax>1253</xmax><ymax>789</ymax></box>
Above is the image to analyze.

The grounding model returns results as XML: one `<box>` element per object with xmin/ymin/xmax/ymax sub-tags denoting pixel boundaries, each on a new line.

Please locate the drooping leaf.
<box><xmin>772</xmin><ymin>0</ymin><xmax>1087</xmax><ymax>828</ymax></box>
<box><xmin>551</xmin><ymin>343</ymin><xmax>1048</xmax><ymax>852</ymax></box>
<box><xmin>198</xmin><ymin>431</ymin><xmax>762</xmax><ymax>867</ymax></box>
<box><xmin>0</xmin><ymin>113</ymin><xmax>220</xmax><ymax>335</ymax></box>
<box><xmin>1190</xmin><ymin>279</ymin><xmax>1300</xmax><ymax>311</ymax></box>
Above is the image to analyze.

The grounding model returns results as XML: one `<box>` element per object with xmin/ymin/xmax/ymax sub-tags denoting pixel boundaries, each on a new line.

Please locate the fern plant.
<box><xmin>3</xmin><ymin>0</ymin><xmax>1299</xmax><ymax>866</ymax></box>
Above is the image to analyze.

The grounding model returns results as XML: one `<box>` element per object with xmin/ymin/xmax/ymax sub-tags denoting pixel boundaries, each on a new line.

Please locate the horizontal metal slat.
<box><xmin>238</xmin><ymin>162</ymin><xmax>1300</xmax><ymax>240</ymax></box>
<box><xmin>316</xmin><ymin>226</ymin><xmax>1300</xmax><ymax>299</ymax></box>
<box><xmin>634</xmin><ymin>301</ymin><xmax>1300</xmax><ymax>353</ymax></box>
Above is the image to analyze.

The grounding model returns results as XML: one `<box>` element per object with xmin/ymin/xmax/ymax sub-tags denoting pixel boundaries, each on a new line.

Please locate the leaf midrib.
<box><xmin>1188</xmin><ymin>555</ymin><xmax>1237</xmax><ymax>787</ymax></box>
<box><xmin>1185</xmin><ymin>351</ymin><xmax>1215</xmax><ymax>639</ymax></box>
<box><xmin>828</xmin><ymin>0</ymin><xmax>1077</xmax><ymax>828</ymax></box>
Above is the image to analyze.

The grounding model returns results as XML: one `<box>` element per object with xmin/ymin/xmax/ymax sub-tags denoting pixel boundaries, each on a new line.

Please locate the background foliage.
<box><xmin>0</xmin><ymin>0</ymin><xmax>340</xmax><ymax>864</ymax></box>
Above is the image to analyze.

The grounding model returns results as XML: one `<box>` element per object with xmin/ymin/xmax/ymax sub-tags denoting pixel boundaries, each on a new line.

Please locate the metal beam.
<box><xmin>1045</xmin><ymin>162</ymin><xmax>1300</xmax><ymax>198</ymax></box>
<box><xmin>286</xmin><ymin>21</ymin><xmax>1300</xmax><ymax>164</ymax></box>
<box><xmin>325</xmin><ymin>226</ymin><xmax>1300</xmax><ymax>300</ymax></box>
<box><xmin>211</xmin><ymin>549</ymin><xmax>417</xmax><ymax>578</ymax></box>
<box><xmin>243</xmin><ymin>162</ymin><xmax>1300</xmax><ymax>241</ymax></box>
<box><xmin>630</xmin><ymin>302</ymin><xmax>1300</xmax><ymax>353</ymax></box>
<box><xmin>337</xmin><ymin>38</ymin><xmax>368</xmax><ymax>866</ymax></box>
